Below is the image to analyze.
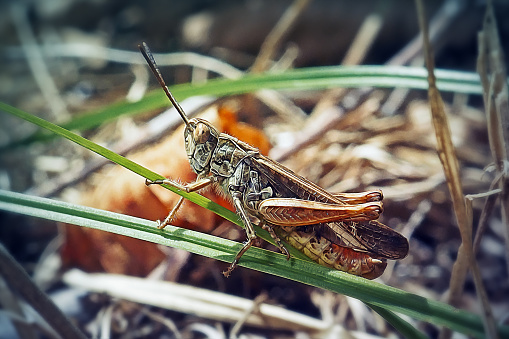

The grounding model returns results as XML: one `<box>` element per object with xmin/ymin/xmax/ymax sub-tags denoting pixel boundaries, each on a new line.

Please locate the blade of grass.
<box><xmin>1</xmin><ymin>189</ymin><xmax>508</xmax><ymax>339</ymax></box>
<box><xmin>367</xmin><ymin>304</ymin><xmax>428</xmax><ymax>339</ymax></box>
<box><xmin>0</xmin><ymin>101</ymin><xmax>309</xmax><ymax>263</ymax></box>
<box><xmin>0</xmin><ymin>101</ymin><xmax>237</xmax><ymax>225</ymax></box>
<box><xmin>50</xmin><ymin>66</ymin><xmax>493</xmax><ymax>131</ymax></box>
<box><xmin>3</xmin><ymin>65</ymin><xmax>484</xmax><ymax>148</ymax></box>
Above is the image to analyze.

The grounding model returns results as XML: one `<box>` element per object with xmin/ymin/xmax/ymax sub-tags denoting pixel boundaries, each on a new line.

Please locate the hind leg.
<box><xmin>261</xmin><ymin>221</ymin><xmax>290</xmax><ymax>260</ymax></box>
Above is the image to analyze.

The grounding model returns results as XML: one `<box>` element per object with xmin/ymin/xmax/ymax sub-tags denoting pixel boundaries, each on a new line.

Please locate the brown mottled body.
<box><xmin>139</xmin><ymin>42</ymin><xmax>409</xmax><ymax>278</ymax></box>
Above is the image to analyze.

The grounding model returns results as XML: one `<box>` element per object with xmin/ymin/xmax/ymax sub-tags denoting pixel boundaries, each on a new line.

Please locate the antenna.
<box><xmin>138</xmin><ymin>42</ymin><xmax>190</xmax><ymax>126</ymax></box>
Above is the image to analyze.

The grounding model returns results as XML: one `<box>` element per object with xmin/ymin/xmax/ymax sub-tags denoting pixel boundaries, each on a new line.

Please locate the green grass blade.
<box><xmin>0</xmin><ymin>101</ymin><xmax>240</xmax><ymax>225</ymax></box>
<box><xmin>0</xmin><ymin>189</ymin><xmax>508</xmax><ymax>339</ymax></box>
<box><xmin>367</xmin><ymin>303</ymin><xmax>429</xmax><ymax>339</ymax></box>
<box><xmin>0</xmin><ymin>101</ymin><xmax>312</xmax><ymax>260</ymax></box>
<box><xmin>3</xmin><ymin>65</ymin><xmax>483</xmax><ymax>147</ymax></box>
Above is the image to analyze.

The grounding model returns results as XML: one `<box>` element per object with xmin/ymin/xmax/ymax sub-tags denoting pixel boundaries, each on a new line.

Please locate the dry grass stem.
<box><xmin>63</xmin><ymin>269</ymin><xmax>331</xmax><ymax>332</ymax></box>
<box><xmin>251</xmin><ymin>0</ymin><xmax>312</xmax><ymax>73</ymax></box>
<box><xmin>229</xmin><ymin>293</ymin><xmax>268</xmax><ymax>338</ymax></box>
<box><xmin>140</xmin><ymin>308</ymin><xmax>183</xmax><ymax>339</ymax></box>
<box><xmin>415</xmin><ymin>0</ymin><xmax>499</xmax><ymax>338</ymax></box>
<box><xmin>477</xmin><ymin>0</ymin><xmax>509</xmax><ymax>278</ymax></box>
<box><xmin>10</xmin><ymin>3</ymin><xmax>69</xmax><ymax>120</ymax></box>
<box><xmin>311</xmin><ymin>13</ymin><xmax>382</xmax><ymax>116</ymax></box>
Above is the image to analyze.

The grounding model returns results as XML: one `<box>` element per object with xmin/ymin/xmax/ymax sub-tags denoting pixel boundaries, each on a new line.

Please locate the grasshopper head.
<box><xmin>184</xmin><ymin>118</ymin><xmax>219</xmax><ymax>175</ymax></box>
<box><xmin>137</xmin><ymin>43</ymin><xmax>219</xmax><ymax>175</ymax></box>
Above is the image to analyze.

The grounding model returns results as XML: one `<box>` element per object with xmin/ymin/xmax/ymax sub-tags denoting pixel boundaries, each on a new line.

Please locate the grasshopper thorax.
<box><xmin>184</xmin><ymin>118</ymin><xmax>220</xmax><ymax>175</ymax></box>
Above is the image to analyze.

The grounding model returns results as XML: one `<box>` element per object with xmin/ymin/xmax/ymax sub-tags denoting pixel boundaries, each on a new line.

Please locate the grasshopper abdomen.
<box><xmin>277</xmin><ymin>225</ymin><xmax>387</xmax><ymax>279</ymax></box>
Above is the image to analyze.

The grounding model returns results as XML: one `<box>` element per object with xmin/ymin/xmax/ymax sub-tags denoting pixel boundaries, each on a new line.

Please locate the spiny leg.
<box><xmin>223</xmin><ymin>191</ymin><xmax>257</xmax><ymax>277</ymax></box>
<box><xmin>261</xmin><ymin>221</ymin><xmax>290</xmax><ymax>260</ymax></box>
<box><xmin>146</xmin><ymin>176</ymin><xmax>213</xmax><ymax>229</ymax></box>
<box><xmin>156</xmin><ymin>196</ymin><xmax>184</xmax><ymax>229</ymax></box>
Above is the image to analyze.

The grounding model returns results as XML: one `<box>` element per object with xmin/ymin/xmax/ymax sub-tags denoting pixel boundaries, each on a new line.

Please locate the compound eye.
<box><xmin>193</xmin><ymin>123</ymin><xmax>210</xmax><ymax>144</ymax></box>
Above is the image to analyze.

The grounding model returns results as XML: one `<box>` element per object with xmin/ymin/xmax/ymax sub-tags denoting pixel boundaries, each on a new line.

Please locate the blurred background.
<box><xmin>1</xmin><ymin>0</ymin><xmax>508</xmax><ymax>338</ymax></box>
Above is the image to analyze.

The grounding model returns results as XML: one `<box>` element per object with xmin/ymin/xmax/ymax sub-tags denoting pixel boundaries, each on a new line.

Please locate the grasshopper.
<box><xmin>139</xmin><ymin>43</ymin><xmax>408</xmax><ymax>278</ymax></box>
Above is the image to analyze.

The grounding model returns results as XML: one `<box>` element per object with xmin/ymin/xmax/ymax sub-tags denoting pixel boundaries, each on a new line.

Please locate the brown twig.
<box><xmin>415</xmin><ymin>1</ymin><xmax>499</xmax><ymax>338</ymax></box>
<box><xmin>269</xmin><ymin>0</ymin><xmax>464</xmax><ymax>161</ymax></box>
<box><xmin>250</xmin><ymin>0</ymin><xmax>312</xmax><ymax>73</ymax></box>
<box><xmin>0</xmin><ymin>243</ymin><xmax>88</xmax><ymax>339</ymax></box>
<box><xmin>310</xmin><ymin>13</ymin><xmax>383</xmax><ymax>117</ymax></box>
<box><xmin>0</xmin><ymin>277</ymin><xmax>38</xmax><ymax>339</ymax></box>
<box><xmin>446</xmin><ymin>2</ymin><xmax>509</xmax><ymax>330</ymax></box>
<box><xmin>10</xmin><ymin>3</ymin><xmax>69</xmax><ymax>121</ymax></box>
<box><xmin>476</xmin><ymin>0</ymin><xmax>509</xmax><ymax>277</ymax></box>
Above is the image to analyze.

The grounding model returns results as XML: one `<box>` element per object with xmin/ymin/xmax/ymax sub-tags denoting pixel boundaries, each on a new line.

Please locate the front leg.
<box><xmin>146</xmin><ymin>176</ymin><xmax>213</xmax><ymax>192</ymax></box>
<box><xmin>146</xmin><ymin>176</ymin><xmax>213</xmax><ymax>229</ymax></box>
<box><xmin>223</xmin><ymin>189</ymin><xmax>257</xmax><ymax>277</ymax></box>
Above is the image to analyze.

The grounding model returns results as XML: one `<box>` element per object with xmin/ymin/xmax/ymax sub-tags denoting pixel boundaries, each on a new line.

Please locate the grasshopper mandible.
<box><xmin>139</xmin><ymin>42</ymin><xmax>409</xmax><ymax>278</ymax></box>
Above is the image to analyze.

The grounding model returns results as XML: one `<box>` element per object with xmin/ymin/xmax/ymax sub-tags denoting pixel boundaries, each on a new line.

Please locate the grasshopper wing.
<box><xmin>324</xmin><ymin>220</ymin><xmax>409</xmax><ymax>260</ymax></box>
<box><xmin>248</xmin><ymin>154</ymin><xmax>409</xmax><ymax>260</ymax></box>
